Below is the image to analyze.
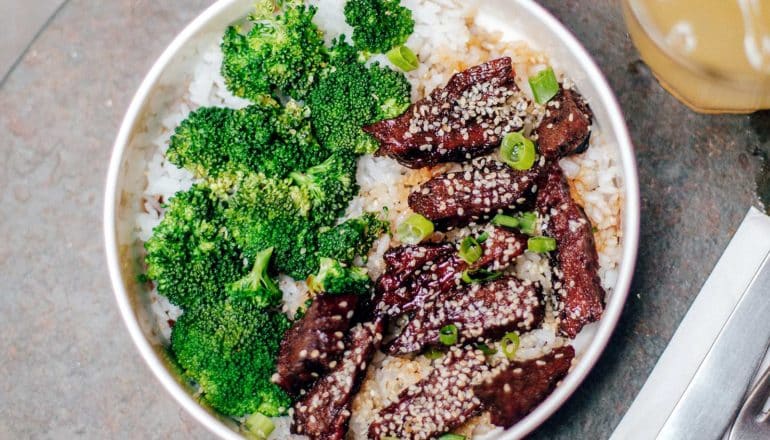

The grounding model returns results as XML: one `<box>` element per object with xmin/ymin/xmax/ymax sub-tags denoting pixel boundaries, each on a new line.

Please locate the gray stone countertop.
<box><xmin>0</xmin><ymin>0</ymin><xmax>767</xmax><ymax>438</ymax></box>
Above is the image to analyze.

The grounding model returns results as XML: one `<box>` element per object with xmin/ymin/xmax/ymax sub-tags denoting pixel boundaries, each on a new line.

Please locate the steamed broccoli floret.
<box><xmin>317</xmin><ymin>212</ymin><xmax>389</xmax><ymax>264</ymax></box>
<box><xmin>221</xmin><ymin>4</ymin><xmax>327</xmax><ymax>100</ymax></box>
<box><xmin>308</xmin><ymin>257</ymin><xmax>372</xmax><ymax>295</ymax></box>
<box><xmin>344</xmin><ymin>0</ymin><xmax>414</xmax><ymax>54</ymax></box>
<box><xmin>171</xmin><ymin>297</ymin><xmax>292</xmax><ymax>416</ymax></box>
<box><xmin>223</xmin><ymin>165</ymin><xmax>382</xmax><ymax>279</ymax></box>
<box><xmin>290</xmin><ymin>152</ymin><xmax>359</xmax><ymax>226</ymax></box>
<box><xmin>368</xmin><ymin>65</ymin><xmax>412</xmax><ymax>120</ymax></box>
<box><xmin>272</xmin><ymin>100</ymin><xmax>328</xmax><ymax>170</ymax></box>
<box><xmin>144</xmin><ymin>185</ymin><xmax>246</xmax><ymax>310</ymax></box>
<box><xmin>167</xmin><ymin>101</ymin><xmax>324</xmax><ymax>179</ymax></box>
<box><xmin>327</xmin><ymin>35</ymin><xmax>362</xmax><ymax>66</ymax></box>
<box><xmin>226</xmin><ymin>247</ymin><xmax>282</xmax><ymax>307</ymax></box>
<box><xmin>166</xmin><ymin>107</ymin><xmax>235</xmax><ymax>178</ymax></box>
<box><xmin>308</xmin><ymin>61</ymin><xmax>378</xmax><ymax>154</ymax></box>
<box><xmin>307</xmin><ymin>48</ymin><xmax>411</xmax><ymax>154</ymax></box>
<box><xmin>222</xmin><ymin>171</ymin><xmax>318</xmax><ymax>279</ymax></box>
<box><xmin>225</xmin><ymin>103</ymin><xmax>314</xmax><ymax>178</ymax></box>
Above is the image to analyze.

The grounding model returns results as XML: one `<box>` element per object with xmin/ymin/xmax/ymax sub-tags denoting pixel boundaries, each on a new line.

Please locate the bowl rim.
<box><xmin>103</xmin><ymin>1</ymin><xmax>640</xmax><ymax>439</ymax></box>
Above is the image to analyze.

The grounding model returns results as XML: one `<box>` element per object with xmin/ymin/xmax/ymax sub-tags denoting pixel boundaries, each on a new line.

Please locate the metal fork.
<box><xmin>729</xmin><ymin>365</ymin><xmax>770</xmax><ymax>440</ymax></box>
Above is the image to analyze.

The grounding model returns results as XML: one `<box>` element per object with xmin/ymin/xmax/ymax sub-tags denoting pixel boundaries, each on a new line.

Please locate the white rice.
<box><xmin>132</xmin><ymin>0</ymin><xmax>624</xmax><ymax>438</ymax></box>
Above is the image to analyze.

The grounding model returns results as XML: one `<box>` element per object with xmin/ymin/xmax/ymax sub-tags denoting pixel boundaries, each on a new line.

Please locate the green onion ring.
<box><xmin>386</xmin><ymin>45</ymin><xmax>419</xmax><ymax>72</ymax></box>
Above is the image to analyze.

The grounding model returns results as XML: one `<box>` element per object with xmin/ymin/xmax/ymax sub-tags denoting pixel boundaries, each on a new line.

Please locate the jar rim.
<box><xmin>624</xmin><ymin>0</ymin><xmax>770</xmax><ymax>90</ymax></box>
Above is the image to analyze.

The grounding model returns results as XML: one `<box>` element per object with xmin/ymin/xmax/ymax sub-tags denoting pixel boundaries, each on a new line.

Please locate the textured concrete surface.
<box><xmin>0</xmin><ymin>0</ymin><xmax>67</xmax><ymax>81</ymax></box>
<box><xmin>0</xmin><ymin>0</ymin><xmax>767</xmax><ymax>439</ymax></box>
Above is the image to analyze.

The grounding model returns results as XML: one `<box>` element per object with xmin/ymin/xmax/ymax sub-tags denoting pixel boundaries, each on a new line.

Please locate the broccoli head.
<box><xmin>289</xmin><ymin>152</ymin><xmax>359</xmax><ymax>226</ymax></box>
<box><xmin>226</xmin><ymin>247</ymin><xmax>282</xmax><ymax>307</ymax></box>
<box><xmin>167</xmin><ymin>101</ymin><xmax>324</xmax><ymax>180</ymax></box>
<box><xmin>221</xmin><ymin>4</ymin><xmax>327</xmax><ymax>100</ymax></box>
<box><xmin>368</xmin><ymin>64</ymin><xmax>412</xmax><ymax>120</ymax></box>
<box><xmin>344</xmin><ymin>0</ymin><xmax>415</xmax><ymax>54</ymax></box>
<box><xmin>166</xmin><ymin>107</ymin><xmax>235</xmax><ymax>178</ymax></box>
<box><xmin>307</xmin><ymin>257</ymin><xmax>372</xmax><ymax>295</ymax></box>
<box><xmin>222</xmin><ymin>170</ymin><xmax>319</xmax><ymax>279</ymax></box>
<box><xmin>307</xmin><ymin>47</ymin><xmax>411</xmax><ymax>154</ymax></box>
<box><xmin>144</xmin><ymin>185</ymin><xmax>246</xmax><ymax>310</ymax></box>
<box><xmin>327</xmin><ymin>35</ymin><xmax>362</xmax><ymax>67</ymax></box>
<box><xmin>228</xmin><ymin>101</ymin><xmax>324</xmax><ymax>178</ymax></box>
<box><xmin>171</xmin><ymin>297</ymin><xmax>292</xmax><ymax>416</ymax></box>
<box><xmin>317</xmin><ymin>212</ymin><xmax>389</xmax><ymax>264</ymax></box>
<box><xmin>272</xmin><ymin>100</ymin><xmax>328</xmax><ymax>172</ymax></box>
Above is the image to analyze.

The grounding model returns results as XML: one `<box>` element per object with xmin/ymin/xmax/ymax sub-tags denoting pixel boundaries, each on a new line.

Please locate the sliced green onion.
<box><xmin>500</xmin><ymin>132</ymin><xmax>537</xmax><ymax>171</ymax></box>
<box><xmin>516</xmin><ymin>212</ymin><xmax>538</xmax><ymax>235</ymax></box>
<box><xmin>424</xmin><ymin>347</ymin><xmax>444</xmax><ymax>360</ymax></box>
<box><xmin>501</xmin><ymin>332</ymin><xmax>520</xmax><ymax>360</ymax></box>
<box><xmin>491</xmin><ymin>214</ymin><xmax>519</xmax><ymax>228</ymax></box>
<box><xmin>461</xmin><ymin>268</ymin><xmax>502</xmax><ymax>284</ymax></box>
<box><xmin>476</xmin><ymin>343</ymin><xmax>497</xmax><ymax>355</ymax></box>
<box><xmin>527</xmin><ymin>236</ymin><xmax>557</xmax><ymax>253</ymax></box>
<box><xmin>529</xmin><ymin>67</ymin><xmax>559</xmax><ymax>104</ymax></box>
<box><xmin>438</xmin><ymin>434</ymin><xmax>466</xmax><ymax>440</ymax></box>
<box><xmin>396</xmin><ymin>213</ymin><xmax>434</xmax><ymax>244</ymax></box>
<box><xmin>439</xmin><ymin>324</ymin><xmax>459</xmax><ymax>346</ymax></box>
<box><xmin>386</xmin><ymin>45</ymin><xmax>419</xmax><ymax>72</ymax></box>
<box><xmin>244</xmin><ymin>413</ymin><xmax>275</xmax><ymax>440</ymax></box>
<box><xmin>476</xmin><ymin>231</ymin><xmax>490</xmax><ymax>242</ymax></box>
<box><xmin>459</xmin><ymin>236</ymin><xmax>482</xmax><ymax>264</ymax></box>
<box><xmin>492</xmin><ymin>212</ymin><xmax>538</xmax><ymax>235</ymax></box>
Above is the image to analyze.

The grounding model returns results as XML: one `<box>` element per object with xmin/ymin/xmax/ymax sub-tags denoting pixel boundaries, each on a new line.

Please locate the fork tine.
<box><xmin>729</xmin><ymin>366</ymin><xmax>770</xmax><ymax>440</ymax></box>
<box><xmin>743</xmin><ymin>366</ymin><xmax>770</xmax><ymax>420</ymax></box>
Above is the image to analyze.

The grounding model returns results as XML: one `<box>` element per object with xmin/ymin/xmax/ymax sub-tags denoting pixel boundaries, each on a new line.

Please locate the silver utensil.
<box><xmin>656</xmin><ymin>252</ymin><xmax>770</xmax><ymax>440</ymax></box>
<box><xmin>729</xmin><ymin>365</ymin><xmax>770</xmax><ymax>440</ymax></box>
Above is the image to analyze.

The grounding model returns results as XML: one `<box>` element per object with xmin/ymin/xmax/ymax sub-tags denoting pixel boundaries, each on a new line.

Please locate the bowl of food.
<box><xmin>104</xmin><ymin>0</ymin><xmax>639</xmax><ymax>438</ymax></box>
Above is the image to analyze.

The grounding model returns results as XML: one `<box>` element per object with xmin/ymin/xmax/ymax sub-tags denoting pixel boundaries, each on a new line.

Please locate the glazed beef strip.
<box><xmin>363</xmin><ymin>57</ymin><xmax>530</xmax><ymax>168</ymax></box>
<box><xmin>375</xmin><ymin>243</ymin><xmax>456</xmax><ymax>313</ymax></box>
<box><xmin>408</xmin><ymin>157</ymin><xmax>544</xmax><ymax>229</ymax></box>
<box><xmin>292</xmin><ymin>320</ymin><xmax>383</xmax><ymax>440</ymax></box>
<box><xmin>375</xmin><ymin>227</ymin><xmax>527</xmax><ymax>317</ymax></box>
<box><xmin>386</xmin><ymin>276</ymin><xmax>544</xmax><ymax>355</ymax></box>
<box><xmin>368</xmin><ymin>346</ymin><xmax>489</xmax><ymax>440</ymax></box>
<box><xmin>275</xmin><ymin>293</ymin><xmax>359</xmax><ymax>396</ymax></box>
<box><xmin>408</xmin><ymin>86</ymin><xmax>593</xmax><ymax>230</ymax></box>
<box><xmin>473</xmin><ymin>224</ymin><xmax>530</xmax><ymax>270</ymax></box>
<box><xmin>536</xmin><ymin>163</ymin><xmax>604</xmax><ymax>338</ymax></box>
<box><xmin>474</xmin><ymin>345</ymin><xmax>575</xmax><ymax>428</ymax></box>
<box><xmin>382</xmin><ymin>242</ymin><xmax>454</xmax><ymax>272</ymax></box>
<box><xmin>534</xmin><ymin>87</ymin><xmax>593</xmax><ymax>160</ymax></box>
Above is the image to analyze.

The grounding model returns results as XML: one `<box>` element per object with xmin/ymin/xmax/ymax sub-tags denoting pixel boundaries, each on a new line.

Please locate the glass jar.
<box><xmin>623</xmin><ymin>0</ymin><xmax>770</xmax><ymax>113</ymax></box>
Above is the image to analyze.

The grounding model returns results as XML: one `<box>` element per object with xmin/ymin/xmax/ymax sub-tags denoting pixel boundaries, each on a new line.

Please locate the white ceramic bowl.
<box><xmin>104</xmin><ymin>1</ymin><xmax>640</xmax><ymax>438</ymax></box>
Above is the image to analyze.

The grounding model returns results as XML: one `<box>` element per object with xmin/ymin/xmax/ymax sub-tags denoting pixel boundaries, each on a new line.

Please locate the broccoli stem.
<box><xmin>227</xmin><ymin>247</ymin><xmax>282</xmax><ymax>307</ymax></box>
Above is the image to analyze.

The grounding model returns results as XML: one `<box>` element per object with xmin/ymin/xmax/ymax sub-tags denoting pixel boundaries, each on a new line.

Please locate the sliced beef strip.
<box><xmin>363</xmin><ymin>57</ymin><xmax>531</xmax><ymax>168</ymax></box>
<box><xmin>472</xmin><ymin>225</ymin><xmax>529</xmax><ymax>271</ymax></box>
<box><xmin>275</xmin><ymin>293</ymin><xmax>359</xmax><ymax>396</ymax></box>
<box><xmin>377</xmin><ymin>252</ymin><xmax>464</xmax><ymax>318</ymax></box>
<box><xmin>406</xmin><ymin>86</ymin><xmax>592</xmax><ymax>230</ymax></box>
<box><xmin>536</xmin><ymin>163</ymin><xmax>604</xmax><ymax>338</ymax></box>
<box><xmin>375</xmin><ymin>243</ymin><xmax>455</xmax><ymax>308</ymax></box>
<box><xmin>368</xmin><ymin>346</ymin><xmax>489</xmax><ymax>440</ymax></box>
<box><xmin>375</xmin><ymin>227</ymin><xmax>527</xmax><ymax>318</ymax></box>
<box><xmin>535</xmin><ymin>87</ymin><xmax>593</xmax><ymax>160</ymax></box>
<box><xmin>474</xmin><ymin>345</ymin><xmax>575</xmax><ymax>428</ymax></box>
<box><xmin>386</xmin><ymin>276</ymin><xmax>544</xmax><ymax>355</ymax></box>
<box><xmin>291</xmin><ymin>320</ymin><xmax>383</xmax><ymax>440</ymax></box>
<box><xmin>408</xmin><ymin>157</ymin><xmax>544</xmax><ymax>229</ymax></box>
